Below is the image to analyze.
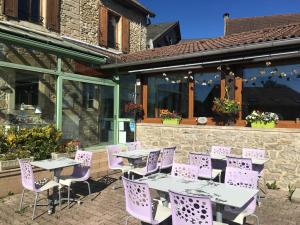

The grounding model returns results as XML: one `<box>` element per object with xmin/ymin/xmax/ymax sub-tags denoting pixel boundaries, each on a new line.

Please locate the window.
<box><xmin>18</xmin><ymin>0</ymin><xmax>41</xmax><ymax>24</ymax></box>
<box><xmin>147</xmin><ymin>73</ymin><xmax>189</xmax><ymax>118</ymax></box>
<box><xmin>194</xmin><ymin>72</ymin><xmax>221</xmax><ymax>117</ymax></box>
<box><xmin>15</xmin><ymin>73</ymin><xmax>39</xmax><ymax>106</ymax></box>
<box><xmin>242</xmin><ymin>64</ymin><xmax>300</xmax><ymax>120</ymax></box>
<box><xmin>83</xmin><ymin>84</ymin><xmax>96</xmax><ymax>109</ymax></box>
<box><xmin>119</xmin><ymin>75</ymin><xmax>137</xmax><ymax>118</ymax></box>
<box><xmin>107</xmin><ymin>12</ymin><xmax>121</xmax><ymax>50</ymax></box>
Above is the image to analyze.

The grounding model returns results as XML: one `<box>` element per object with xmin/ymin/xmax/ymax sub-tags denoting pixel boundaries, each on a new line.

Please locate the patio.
<box><xmin>0</xmin><ymin>173</ymin><xmax>299</xmax><ymax>225</ymax></box>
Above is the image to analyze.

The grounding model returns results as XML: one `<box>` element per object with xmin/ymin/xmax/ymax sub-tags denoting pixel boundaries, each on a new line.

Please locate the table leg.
<box><xmin>48</xmin><ymin>168</ymin><xmax>63</xmax><ymax>214</ymax></box>
<box><xmin>216</xmin><ymin>204</ymin><xmax>224</xmax><ymax>222</ymax></box>
<box><xmin>157</xmin><ymin>191</ymin><xmax>169</xmax><ymax>207</ymax></box>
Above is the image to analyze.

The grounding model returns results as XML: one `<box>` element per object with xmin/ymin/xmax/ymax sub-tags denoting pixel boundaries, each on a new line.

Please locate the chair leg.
<box><xmin>249</xmin><ymin>214</ymin><xmax>260</xmax><ymax>225</ymax></box>
<box><xmin>84</xmin><ymin>181</ymin><xmax>91</xmax><ymax>195</ymax></box>
<box><xmin>58</xmin><ymin>188</ymin><xmax>61</xmax><ymax>210</ymax></box>
<box><xmin>125</xmin><ymin>215</ymin><xmax>132</xmax><ymax>225</ymax></box>
<box><xmin>19</xmin><ymin>189</ymin><xmax>25</xmax><ymax>211</ymax></box>
<box><xmin>32</xmin><ymin>193</ymin><xmax>39</xmax><ymax>220</ymax></box>
<box><xmin>67</xmin><ymin>186</ymin><xmax>71</xmax><ymax>208</ymax></box>
<box><xmin>218</xmin><ymin>174</ymin><xmax>221</xmax><ymax>183</ymax></box>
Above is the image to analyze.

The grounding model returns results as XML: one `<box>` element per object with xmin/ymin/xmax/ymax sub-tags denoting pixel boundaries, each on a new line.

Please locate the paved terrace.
<box><xmin>0</xmin><ymin>174</ymin><xmax>299</xmax><ymax>225</ymax></box>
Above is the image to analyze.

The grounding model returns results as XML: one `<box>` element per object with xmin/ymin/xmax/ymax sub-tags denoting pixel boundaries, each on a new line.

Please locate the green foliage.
<box><xmin>212</xmin><ymin>97</ymin><xmax>240</xmax><ymax>115</ymax></box>
<box><xmin>288</xmin><ymin>183</ymin><xmax>296</xmax><ymax>201</ymax></box>
<box><xmin>266</xmin><ymin>180</ymin><xmax>280</xmax><ymax>190</ymax></box>
<box><xmin>0</xmin><ymin>125</ymin><xmax>62</xmax><ymax>161</ymax></box>
<box><xmin>57</xmin><ymin>140</ymin><xmax>80</xmax><ymax>154</ymax></box>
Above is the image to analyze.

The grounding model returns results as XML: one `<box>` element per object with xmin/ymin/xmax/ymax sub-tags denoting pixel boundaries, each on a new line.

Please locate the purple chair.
<box><xmin>224</xmin><ymin>167</ymin><xmax>259</xmax><ymax>225</ymax></box>
<box><xmin>211</xmin><ymin>146</ymin><xmax>231</xmax><ymax>156</ymax></box>
<box><xmin>171</xmin><ymin>163</ymin><xmax>199</xmax><ymax>180</ymax></box>
<box><xmin>189</xmin><ymin>152</ymin><xmax>222</xmax><ymax>182</ymax></box>
<box><xmin>159</xmin><ymin>146</ymin><xmax>176</xmax><ymax>171</ymax></box>
<box><xmin>59</xmin><ymin>150</ymin><xmax>93</xmax><ymax>208</ymax></box>
<box><xmin>122</xmin><ymin>176</ymin><xmax>171</xmax><ymax>224</ymax></box>
<box><xmin>226</xmin><ymin>156</ymin><xmax>253</xmax><ymax>170</ymax></box>
<box><xmin>129</xmin><ymin>150</ymin><xmax>161</xmax><ymax>179</ymax></box>
<box><xmin>242</xmin><ymin>148</ymin><xmax>266</xmax><ymax>175</ymax></box>
<box><xmin>126</xmin><ymin>141</ymin><xmax>142</xmax><ymax>151</ymax></box>
<box><xmin>169</xmin><ymin>190</ymin><xmax>227</xmax><ymax>225</ymax></box>
<box><xmin>18</xmin><ymin>159</ymin><xmax>61</xmax><ymax>220</ymax></box>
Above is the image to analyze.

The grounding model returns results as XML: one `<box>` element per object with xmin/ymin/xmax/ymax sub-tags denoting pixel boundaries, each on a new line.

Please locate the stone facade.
<box><xmin>136</xmin><ymin>123</ymin><xmax>300</xmax><ymax>190</ymax></box>
<box><xmin>0</xmin><ymin>0</ymin><xmax>147</xmax><ymax>53</ymax></box>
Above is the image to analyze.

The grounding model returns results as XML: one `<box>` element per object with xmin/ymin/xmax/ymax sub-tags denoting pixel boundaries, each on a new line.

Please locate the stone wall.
<box><xmin>136</xmin><ymin>123</ymin><xmax>300</xmax><ymax>190</ymax></box>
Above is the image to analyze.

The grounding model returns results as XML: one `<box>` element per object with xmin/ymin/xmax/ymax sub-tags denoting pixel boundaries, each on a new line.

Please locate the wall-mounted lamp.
<box><xmin>136</xmin><ymin>78</ymin><xmax>141</xmax><ymax>86</ymax></box>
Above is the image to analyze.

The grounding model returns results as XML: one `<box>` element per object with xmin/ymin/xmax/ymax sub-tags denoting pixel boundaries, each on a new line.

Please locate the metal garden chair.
<box><xmin>18</xmin><ymin>159</ymin><xmax>61</xmax><ymax>220</ymax></box>
<box><xmin>169</xmin><ymin>190</ymin><xmax>227</xmax><ymax>225</ymax></box>
<box><xmin>226</xmin><ymin>156</ymin><xmax>253</xmax><ymax>170</ymax></box>
<box><xmin>171</xmin><ymin>163</ymin><xmax>199</xmax><ymax>180</ymax></box>
<box><xmin>189</xmin><ymin>152</ymin><xmax>222</xmax><ymax>182</ymax></box>
<box><xmin>159</xmin><ymin>146</ymin><xmax>176</xmax><ymax>172</ymax></box>
<box><xmin>122</xmin><ymin>176</ymin><xmax>171</xmax><ymax>225</ymax></box>
<box><xmin>59</xmin><ymin>150</ymin><xmax>93</xmax><ymax>208</ymax></box>
<box><xmin>126</xmin><ymin>141</ymin><xmax>142</xmax><ymax>151</ymax></box>
<box><xmin>224</xmin><ymin>167</ymin><xmax>259</xmax><ymax>225</ymax></box>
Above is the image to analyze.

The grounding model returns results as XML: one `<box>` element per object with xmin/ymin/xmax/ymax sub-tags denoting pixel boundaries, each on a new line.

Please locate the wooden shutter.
<box><xmin>122</xmin><ymin>17</ymin><xmax>130</xmax><ymax>53</ymax></box>
<box><xmin>46</xmin><ymin>0</ymin><xmax>60</xmax><ymax>32</ymax></box>
<box><xmin>4</xmin><ymin>0</ymin><xmax>18</xmax><ymax>18</ymax></box>
<box><xmin>99</xmin><ymin>6</ymin><xmax>108</xmax><ymax>47</ymax></box>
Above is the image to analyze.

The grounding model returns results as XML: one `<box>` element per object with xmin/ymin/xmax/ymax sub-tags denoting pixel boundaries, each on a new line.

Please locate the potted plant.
<box><xmin>212</xmin><ymin>97</ymin><xmax>240</xmax><ymax>125</ymax></box>
<box><xmin>159</xmin><ymin>109</ymin><xmax>182</xmax><ymax>125</ymax></box>
<box><xmin>246</xmin><ymin>110</ymin><xmax>279</xmax><ymax>128</ymax></box>
<box><xmin>126</xmin><ymin>103</ymin><xmax>144</xmax><ymax>122</ymax></box>
<box><xmin>51</xmin><ymin>140</ymin><xmax>80</xmax><ymax>159</ymax></box>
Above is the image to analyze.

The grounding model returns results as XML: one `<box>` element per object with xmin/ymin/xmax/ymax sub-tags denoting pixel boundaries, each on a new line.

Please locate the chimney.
<box><xmin>223</xmin><ymin>13</ymin><xmax>230</xmax><ymax>36</ymax></box>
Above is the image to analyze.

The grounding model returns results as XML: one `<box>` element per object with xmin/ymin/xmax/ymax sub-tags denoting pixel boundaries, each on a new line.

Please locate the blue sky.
<box><xmin>139</xmin><ymin>0</ymin><xmax>300</xmax><ymax>39</ymax></box>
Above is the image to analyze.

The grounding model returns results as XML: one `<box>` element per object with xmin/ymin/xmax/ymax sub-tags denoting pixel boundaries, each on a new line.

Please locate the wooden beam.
<box><xmin>188</xmin><ymin>80</ymin><xmax>194</xmax><ymax>119</ymax></box>
<box><xmin>142</xmin><ymin>78</ymin><xmax>148</xmax><ymax>119</ymax></box>
<box><xmin>235</xmin><ymin>77</ymin><xmax>243</xmax><ymax>120</ymax></box>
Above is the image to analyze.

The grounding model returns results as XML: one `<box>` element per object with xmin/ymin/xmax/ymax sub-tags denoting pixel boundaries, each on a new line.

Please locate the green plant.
<box><xmin>266</xmin><ymin>180</ymin><xmax>280</xmax><ymax>190</ymax></box>
<box><xmin>0</xmin><ymin>125</ymin><xmax>62</xmax><ymax>161</ymax></box>
<box><xmin>159</xmin><ymin>109</ymin><xmax>181</xmax><ymax>120</ymax></box>
<box><xmin>57</xmin><ymin>140</ymin><xmax>80</xmax><ymax>153</ymax></box>
<box><xmin>288</xmin><ymin>183</ymin><xmax>296</xmax><ymax>201</ymax></box>
<box><xmin>212</xmin><ymin>97</ymin><xmax>240</xmax><ymax>114</ymax></box>
<box><xmin>246</xmin><ymin>110</ymin><xmax>279</xmax><ymax>124</ymax></box>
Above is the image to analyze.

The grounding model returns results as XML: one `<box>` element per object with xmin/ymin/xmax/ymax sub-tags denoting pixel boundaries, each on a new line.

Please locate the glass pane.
<box><xmin>242</xmin><ymin>64</ymin><xmax>300</xmax><ymax>120</ymax></box>
<box><xmin>148</xmin><ymin>73</ymin><xmax>188</xmax><ymax>118</ymax></box>
<box><xmin>62</xmin><ymin>80</ymin><xmax>114</xmax><ymax>147</ymax></box>
<box><xmin>0</xmin><ymin>42</ymin><xmax>57</xmax><ymax>69</ymax></box>
<box><xmin>0</xmin><ymin>67</ymin><xmax>56</xmax><ymax>127</ymax></box>
<box><xmin>61</xmin><ymin>57</ymin><xmax>104</xmax><ymax>76</ymax></box>
<box><xmin>194</xmin><ymin>72</ymin><xmax>221</xmax><ymax>117</ymax></box>
<box><xmin>119</xmin><ymin>75</ymin><xmax>136</xmax><ymax>118</ymax></box>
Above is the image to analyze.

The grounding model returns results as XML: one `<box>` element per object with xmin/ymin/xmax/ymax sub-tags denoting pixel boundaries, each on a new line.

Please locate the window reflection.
<box><xmin>148</xmin><ymin>73</ymin><xmax>188</xmax><ymax>118</ymax></box>
<box><xmin>242</xmin><ymin>64</ymin><xmax>300</xmax><ymax>120</ymax></box>
<box><xmin>194</xmin><ymin>72</ymin><xmax>221</xmax><ymax>117</ymax></box>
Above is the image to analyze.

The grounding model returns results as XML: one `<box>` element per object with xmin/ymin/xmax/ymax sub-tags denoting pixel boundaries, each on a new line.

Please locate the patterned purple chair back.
<box><xmin>126</xmin><ymin>141</ymin><xmax>142</xmax><ymax>151</ymax></box>
<box><xmin>107</xmin><ymin>145</ymin><xmax>123</xmax><ymax>169</ymax></box>
<box><xmin>211</xmin><ymin>146</ymin><xmax>231</xmax><ymax>156</ymax></box>
<box><xmin>160</xmin><ymin>147</ymin><xmax>176</xmax><ymax>169</ymax></box>
<box><xmin>226</xmin><ymin>156</ymin><xmax>253</xmax><ymax>170</ymax></box>
<box><xmin>189</xmin><ymin>152</ymin><xmax>212</xmax><ymax>179</ymax></box>
<box><xmin>169</xmin><ymin>190</ymin><xmax>213</xmax><ymax>225</ymax></box>
<box><xmin>72</xmin><ymin>150</ymin><xmax>93</xmax><ymax>179</ymax></box>
<box><xmin>18</xmin><ymin>159</ymin><xmax>36</xmax><ymax>191</ymax></box>
<box><xmin>145</xmin><ymin>150</ymin><xmax>160</xmax><ymax>174</ymax></box>
<box><xmin>171</xmin><ymin>163</ymin><xmax>199</xmax><ymax>180</ymax></box>
<box><xmin>225</xmin><ymin>167</ymin><xmax>258</xmax><ymax>214</ymax></box>
<box><xmin>122</xmin><ymin>176</ymin><xmax>153</xmax><ymax>224</ymax></box>
<box><xmin>242</xmin><ymin>148</ymin><xmax>266</xmax><ymax>159</ymax></box>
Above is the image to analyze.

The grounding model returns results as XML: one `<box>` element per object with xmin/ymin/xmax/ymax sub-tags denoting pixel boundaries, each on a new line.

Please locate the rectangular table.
<box><xmin>31</xmin><ymin>158</ymin><xmax>80</xmax><ymax>213</ymax></box>
<box><xmin>211</xmin><ymin>153</ymin><xmax>269</xmax><ymax>165</ymax></box>
<box><xmin>138</xmin><ymin>173</ymin><xmax>258</xmax><ymax>222</ymax></box>
<box><xmin>113</xmin><ymin>149</ymin><xmax>159</xmax><ymax>164</ymax></box>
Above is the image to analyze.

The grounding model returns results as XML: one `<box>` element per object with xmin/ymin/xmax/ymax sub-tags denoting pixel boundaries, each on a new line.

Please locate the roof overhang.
<box><xmin>114</xmin><ymin>0</ymin><xmax>155</xmax><ymax>17</ymax></box>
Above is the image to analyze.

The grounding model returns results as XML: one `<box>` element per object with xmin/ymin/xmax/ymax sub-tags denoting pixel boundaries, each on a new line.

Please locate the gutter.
<box><xmin>101</xmin><ymin>37</ymin><xmax>300</xmax><ymax>69</ymax></box>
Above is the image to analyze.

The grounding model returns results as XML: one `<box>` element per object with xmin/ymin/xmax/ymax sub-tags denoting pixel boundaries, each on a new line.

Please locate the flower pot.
<box><xmin>51</xmin><ymin>152</ymin><xmax>76</xmax><ymax>160</ymax></box>
<box><xmin>0</xmin><ymin>157</ymin><xmax>34</xmax><ymax>172</ymax></box>
<box><xmin>213</xmin><ymin>113</ymin><xmax>237</xmax><ymax>126</ymax></box>
<box><xmin>251</xmin><ymin>121</ymin><xmax>276</xmax><ymax>128</ymax></box>
<box><xmin>162</xmin><ymin>118</ymin><xmax>181</xmax><ymax>125</ymax></box>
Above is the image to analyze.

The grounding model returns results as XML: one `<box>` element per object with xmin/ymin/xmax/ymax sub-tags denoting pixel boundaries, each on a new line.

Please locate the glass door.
<box><xmin>61</xmin><ymin>78</ymin><xmax>116</xmax><ymax>148</ymax></box>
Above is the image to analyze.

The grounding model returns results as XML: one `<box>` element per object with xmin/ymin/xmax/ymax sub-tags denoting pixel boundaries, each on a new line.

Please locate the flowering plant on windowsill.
<box><xmin>159</xmin><ymin>109</ymin><xmax>181</xmax><ymax>120</ymax></box>
<box><xmin>125</xmin><ymin>103</ymin><xmax>144</xmax><ymax>121</ymax></box>
<box><xmin>245</xmin><ymin>111</ymin><xmax>279</xmax><ymax>124</ymax></box>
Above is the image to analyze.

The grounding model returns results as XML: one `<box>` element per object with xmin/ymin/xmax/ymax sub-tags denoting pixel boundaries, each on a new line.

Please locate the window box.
<box><xmin>162</xmin><ymin>118</ymin><xmax>181</xmax><ymax>125</ymax></box>
<box><xmin>251</xmin><ymin>121</ymin><xmax>276</xmax><ymax>128</ymax></box>
<box><xmin>0</xmin><ymin>157</ymin><xmax>34</xmax><ymax>172</ymax></box>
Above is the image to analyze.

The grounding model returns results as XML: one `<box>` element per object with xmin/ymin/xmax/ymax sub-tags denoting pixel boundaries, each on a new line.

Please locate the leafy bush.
<box><xmin>212</xmin><ymin>97</ymin><xmax>240</xmax><ymax>115</ymax></box>
<box><xmin>57</xmin><ymin>140</ymin><xmax>80</xmax><ymax>153</ymax></box>
<box><xmin>0</xmin><ymin>125</ymin><xmax>62</xmax><ymax>161</ymax></box>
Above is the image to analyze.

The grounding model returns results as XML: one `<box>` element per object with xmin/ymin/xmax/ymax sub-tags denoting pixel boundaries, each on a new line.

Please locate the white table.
<box><xmin>211</xmin><ymin>154</ymin><xmax>269</xmax><ymax>165</ymax></box>
<box><xmin>31</xmin><ymin>158</ymin><xmax>80</xmax><ymax>213</ymax></box>
<box><xmin>138</xmin><ymin>173</ymin><xmax>258</xmax><ymax>222</ymax></box>
<box><xmin>113</xmin><ymin>149</ymin><xmax>159</xmax><ymax>165</ymax></box>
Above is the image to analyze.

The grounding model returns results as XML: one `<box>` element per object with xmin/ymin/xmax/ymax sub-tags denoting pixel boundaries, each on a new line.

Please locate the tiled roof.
<box><xmin>147</xmin><ymin>22</ymin><xmax>178</xmax><ymax>42</ymax></box>
<box><xmin>225</xmin><ymin>13</ymin><xmax>300</xmax><ymax>35</ymax></box>
<box><xmin>121</xmin><ymin>23</ymin><xmax>300</xmax><ymax>63</ymax></box>
<box><xmin>115</xmin><ymin>0</ymin><xmax>155</xmax><ymax>17</ymax></box>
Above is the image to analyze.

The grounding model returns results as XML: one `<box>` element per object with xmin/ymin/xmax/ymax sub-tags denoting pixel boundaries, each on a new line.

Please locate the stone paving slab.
<box><xmin>0</xmin><ymin>174</ymin><xmax>299</xmax><ymax>225</ymax></box>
